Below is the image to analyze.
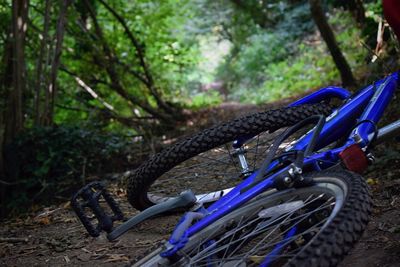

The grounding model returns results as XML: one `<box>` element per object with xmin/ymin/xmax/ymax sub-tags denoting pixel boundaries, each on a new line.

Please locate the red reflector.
<box><xmin>338</xmin><ymin>144</ymin><xmax>368</xmax><ymax>174</ymax></box>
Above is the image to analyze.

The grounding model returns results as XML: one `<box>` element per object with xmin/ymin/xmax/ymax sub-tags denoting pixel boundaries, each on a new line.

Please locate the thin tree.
<box><xmin>309</xmin><ymin>0</ymin><xmax>356</xmax><ymax>87</ymax></box>
<box><xmin>0</xmin><ymin>0</ymin><xmax>29</xmax><ymax>217</ymax></box>
<box><xmin>34</xmin><ymin>0</ymin><xmax>51</xmax><ymax>125</ymax></box>
<box><xmin>42</xmin><ymin>0</ymin><xmax>71</xmax><ymax>125</ymax></box>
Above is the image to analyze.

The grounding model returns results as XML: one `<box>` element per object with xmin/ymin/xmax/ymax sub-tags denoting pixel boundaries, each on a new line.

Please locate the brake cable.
<box><xmin>241</xmin><ymin>115</ymin><xmax>326</xmax><ymax>193</ymax></box>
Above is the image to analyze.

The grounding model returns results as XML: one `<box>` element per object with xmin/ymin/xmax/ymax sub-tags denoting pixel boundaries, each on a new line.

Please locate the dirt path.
<box><xmin>1</xmin><ymin>102</ymin><xmax>400</xmax><ymax>267</ymax></box>
<box><xmin>0</xmin><ymin>185</ymin><xmax>182</xmax><ymax>266</ymax></box>
<box><xmin>2</xmin><ymin>157</ymin><xmax>399</xmax><ymax>267</ymax></box>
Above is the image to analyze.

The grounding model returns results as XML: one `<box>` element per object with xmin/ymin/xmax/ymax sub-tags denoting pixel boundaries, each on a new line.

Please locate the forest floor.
<box><xmin>1</xmin><ymin>98</ymin><xmax>400</xmax><ymax>267</ymax></box>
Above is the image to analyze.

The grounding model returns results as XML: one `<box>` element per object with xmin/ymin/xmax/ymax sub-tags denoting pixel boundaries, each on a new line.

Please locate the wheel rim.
<box><xmin>173</xmin><ymin>177</ymin><xmax>346</xmax><ymax>267</ymax></box>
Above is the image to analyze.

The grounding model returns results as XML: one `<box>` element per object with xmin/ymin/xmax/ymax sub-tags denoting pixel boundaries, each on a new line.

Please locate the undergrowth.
<box><xmin>2</xmin><ymin>126</ymin><xmax>140</xmax><ymax>216</ymax></box>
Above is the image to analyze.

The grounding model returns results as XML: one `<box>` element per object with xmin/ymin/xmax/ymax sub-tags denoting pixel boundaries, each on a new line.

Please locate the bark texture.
<box><xmin>309</xmin><ymin>0</ymin><xmax>356</xmax><ymax>87</ymax></box>
<box><xmin>0</xmin><ymin>0</ymin><xmax>29</xmax><ymax>217</ymax></box>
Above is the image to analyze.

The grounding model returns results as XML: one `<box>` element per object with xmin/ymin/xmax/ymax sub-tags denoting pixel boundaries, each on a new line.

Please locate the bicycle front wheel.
<box><xmin>134</xmin><ymin>169</ymin><xmax>371</xmax><ymax>267</ymax></box>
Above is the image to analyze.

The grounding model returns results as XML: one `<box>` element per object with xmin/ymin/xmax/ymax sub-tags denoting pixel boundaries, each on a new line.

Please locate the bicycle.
<box><xmin>72</xmin><ymin>71</ymin><xmax>400</xmax><ymax>266</ymax></box>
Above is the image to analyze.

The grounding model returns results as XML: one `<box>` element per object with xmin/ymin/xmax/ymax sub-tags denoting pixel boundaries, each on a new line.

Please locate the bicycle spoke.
<box><xmin>225</xmin><ymin>143</ymin><xmax>240</xmax><ymax>173</ymax></box>
<box><xmin>252</xmin><ymin>134</ymin><xmax>261</xmax><ymax>171</ymax></box>
<box><xmin>185</xmin><ymin>192</ymin><xmax>335</xmax><ymax>266</ymax></box>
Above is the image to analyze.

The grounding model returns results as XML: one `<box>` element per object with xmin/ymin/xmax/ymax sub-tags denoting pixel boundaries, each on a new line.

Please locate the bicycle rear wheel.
<box><xmin>127</xmin><ymin>103</ymin><xmax>332</xmax><ymax>210</ymax></box>
<box><xmin>134</xmin><ymin>169</ymin><xmax>371</xmax><ymax>267</ymax></box>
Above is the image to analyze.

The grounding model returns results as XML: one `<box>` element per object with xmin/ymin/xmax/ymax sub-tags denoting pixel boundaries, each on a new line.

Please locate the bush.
<box><xmin>224</xmin><ymin>10</ymin><xmax>367</xmax><ymax>104</ymax></box>
<box><xmin>3</xmin><ymin>126</ymin><xmax>136</xmax><ymax>215</ymax></box>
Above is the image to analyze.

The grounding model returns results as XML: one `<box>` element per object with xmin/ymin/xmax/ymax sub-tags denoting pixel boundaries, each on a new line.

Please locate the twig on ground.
<box><xmin>0</xmin><ymin>237</ymin><xmax>29</xmax><ymax>243</ymax></box>
<box><xmin>34</xmin><ymin>208</ymin><xmax>62</xmax><ymax>219</ymax></box>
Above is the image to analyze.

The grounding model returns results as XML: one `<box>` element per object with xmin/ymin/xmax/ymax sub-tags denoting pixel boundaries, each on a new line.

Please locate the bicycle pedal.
<box><xmin>71</xmin><ymin>181</ymin><xmax>124</xmax><ymax>237</ymax></box>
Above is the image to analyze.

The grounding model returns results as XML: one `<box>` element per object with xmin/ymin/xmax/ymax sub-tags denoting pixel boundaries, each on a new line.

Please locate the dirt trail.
<box><xmin>1</xmin><ymin>101</ymin><xmax>400</xmax><ymax>267</ymax></box>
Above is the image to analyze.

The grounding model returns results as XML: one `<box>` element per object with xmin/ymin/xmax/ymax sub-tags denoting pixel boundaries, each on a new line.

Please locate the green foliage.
<box><xmin>4</xmin><ymin>126</ymin><xmax>134</xmax><ymax>214</ymax></box>
<box><xmin>215</xmin><ymin>4</ymin><xmax>369</xmax><ymax>104</ymax></box>
<box><xmin>360</xmin><ymin>1</ymin><xmax>385</xmax><ymax>48</ymax></box>
<box><xmin>0</xmin><ymin>0</ymin><xmax>11</xmax><ymax>110</ymax></box>
<box><xmin>20</xmin><ymin>0</ymin><xmax>381</xmax><ymax>125</ymax></box>
<box><xmin>20</xmin><ymin>0</ymin><xmax>203</xmax><ymax>129</ymax></box>
<box><xmin>0</xmin><ymin>0</ymin><xmax>10</xmax><ymax>41</ymax></box>
<box><xmin>189</xmin><ymin>91</ymin><xmax>223</xmax><ymax>109</ymax></box>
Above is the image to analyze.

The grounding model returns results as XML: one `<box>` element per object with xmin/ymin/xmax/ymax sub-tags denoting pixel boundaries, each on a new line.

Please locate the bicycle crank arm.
<box><xmin>107</xmin><ymin>190</ymin><xmax>197</xmax><ymax>241</ymax></box>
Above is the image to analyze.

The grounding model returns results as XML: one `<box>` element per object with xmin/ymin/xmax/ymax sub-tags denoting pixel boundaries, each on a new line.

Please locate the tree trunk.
<box><xmin>309</xmin><ymin>0</ymin><xmax>356</xmax><ymax>87</ymax></box>
<box><xmin>0</xmin><ymin>32</ymin><xmax>13</xmax><ymax>217</ymax></box>
<box><xmin>5</xmin><ymin>0</ymin><xmax>28</xmax><ymax>140</ymax></box>
<box><xmin>34</xmin><ymin>0</ymin><xmax>51</xmax><ymax>126</ymax></box>
<box><xmin>0</xmin><ymin>0</ymin><xmax>29</xmax><ymax>217</ymax></box>
<box><xmin>43</xmin><ymin>0</ymin><xmax>70</xmax><ymax>125</ymax></box>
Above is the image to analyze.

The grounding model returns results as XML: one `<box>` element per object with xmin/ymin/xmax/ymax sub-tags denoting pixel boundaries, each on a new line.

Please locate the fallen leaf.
<box><xmin>62</xmin><ymin>218</ymin><xmax>75</xmax><ymax>223</ymax></box>
<box><xmin>37</xmin><ymin>217</ymin><xmax>51</xmax><ymax>225</ymax></box>
<box><xmin>248</xmin><ymin>255</ymin><xmax>264</xmax><ymax>264</ymax></box>
<box><xmin>81</xmin><ymin>248</ymin><xmax>91</xmax><ymax>253</ymax></box>
<box><xmin>367</xmin><ymin>178</ymin><xmax>378</xmax><ymax>185</ymax></box>
<box><xmin>63</xmin><ymin>201</ymin><xmax>71</xmax><ymax>209</ymax></box>
<box><xmin>77</xmin><ymin>253</ymin><xmax>91</xmax><ymax>262</ymax></box>
<box><xmin>104</xmin><ymin>254</ymin><xmax>129</xmax><ymax>263</ymax></box>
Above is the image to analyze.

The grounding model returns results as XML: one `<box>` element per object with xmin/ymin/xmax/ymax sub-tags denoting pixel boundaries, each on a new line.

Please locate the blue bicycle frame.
<box><xmin>161</xmin><ymin>71</ymin><xmax>399</xmax><ymax>257</ymax></box>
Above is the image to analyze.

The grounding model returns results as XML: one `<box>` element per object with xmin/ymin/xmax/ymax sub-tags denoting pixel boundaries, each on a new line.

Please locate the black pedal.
<box><xmin>71</xmin><ymin>182</ymin><xmax>124</xmax><ymax>237</ymax></box>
